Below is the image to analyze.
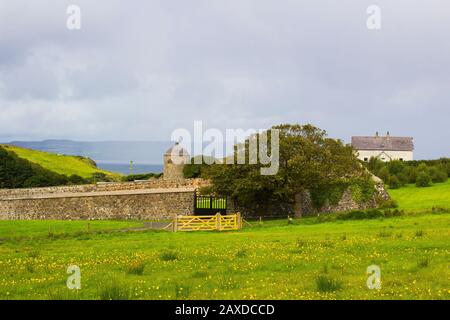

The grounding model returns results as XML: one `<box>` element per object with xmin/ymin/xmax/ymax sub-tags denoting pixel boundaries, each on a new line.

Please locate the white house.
<box><xmin>351</xmin><ymin>132</ymin><xmax>414</xmax><ymax>162</ymax></box>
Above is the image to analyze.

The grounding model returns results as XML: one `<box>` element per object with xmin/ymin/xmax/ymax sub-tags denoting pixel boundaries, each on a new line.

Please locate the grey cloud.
<box><xmin>0</xmin><ymin>0</ymin><xmax>449</xmax><ymax>159</ymax></box>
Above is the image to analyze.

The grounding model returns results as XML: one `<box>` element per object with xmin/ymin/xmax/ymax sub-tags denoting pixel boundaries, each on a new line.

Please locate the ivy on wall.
<box><xmin>310</xmin><ymin>176</ymin><xmax>375</xmax><ymax>209</ymax></box>
<box><xmin>310</xmin><ymin>184</ymin><xmax>347</xmax><ymax>209</ymax></box>
<box><xmin>349</xmin><ymin>177</ymin><xmax>376</xmax><ymax>204</ymax></box>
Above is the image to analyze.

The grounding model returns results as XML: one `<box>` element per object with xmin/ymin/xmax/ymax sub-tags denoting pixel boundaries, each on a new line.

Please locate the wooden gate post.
<box><xmin>236</xmin><ymin>212</ymin><xmax>242</xmax><ymax>229</ymax></box>
<box><xmin>216</xmin><ymin>213</ymin><xmax>221</xmax><ymax>231</ymax></box>
<box><xmin>173</xmin><ymin>214</ymin><xmax>178</xmax><ymax>232</ymax></box>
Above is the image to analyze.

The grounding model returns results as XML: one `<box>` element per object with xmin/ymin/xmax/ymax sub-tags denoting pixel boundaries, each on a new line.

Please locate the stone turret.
<box><xmin>163</xmin><ymin>142</ymin><xmax>190</xmax><ymax>180</ymax></box>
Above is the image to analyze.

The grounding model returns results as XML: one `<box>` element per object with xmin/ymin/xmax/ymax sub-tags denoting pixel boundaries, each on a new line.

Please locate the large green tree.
<box><xmin>204</xmin><ymin>124</ymin><xmax>370</xmax><ymax>216</ymax></box>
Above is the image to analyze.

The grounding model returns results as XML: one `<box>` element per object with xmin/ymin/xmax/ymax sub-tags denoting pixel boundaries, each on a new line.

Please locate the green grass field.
<box><xmin>1</xmin><ymin>145</ymin><xmax>118</xmax><ymax>179</ymax></box>
<box><xmin>0</xmin><ymin>220</ymin><xmax>143</xmax><ymax>239</ymax></box>
<box><xmin>1</xmin><ymin>172</ymin><xmax>449</xmax><ymax>300</ymax></box>
<box><xmin>388</xmin><ymin>180</ymin><xmax>450</xmax><ymax>211</ymax></box>
<box><xmin>0</xmin><ymin>213</ymin><xmax>448</xmax><ymax>300</ymax></box>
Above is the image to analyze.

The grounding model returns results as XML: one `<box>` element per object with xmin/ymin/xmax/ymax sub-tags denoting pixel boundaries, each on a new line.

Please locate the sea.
<box><xmin>96</xmin><ymin>162</ymin><xmax>163</xmax><ymax>175</ymax></box>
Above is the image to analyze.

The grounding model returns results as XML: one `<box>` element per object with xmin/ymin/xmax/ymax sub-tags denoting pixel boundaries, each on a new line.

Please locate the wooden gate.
<box><xmin>173</xmin><ymin>213</ymin><xmax>241</xmax><ymax>232</ymax></box>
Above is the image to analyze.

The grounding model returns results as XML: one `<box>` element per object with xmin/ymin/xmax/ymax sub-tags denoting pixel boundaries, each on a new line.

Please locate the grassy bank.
<box><xmin>1</xmin><ymin>144</ymin><xmax>118</xmax><ymax>180</ymax></box>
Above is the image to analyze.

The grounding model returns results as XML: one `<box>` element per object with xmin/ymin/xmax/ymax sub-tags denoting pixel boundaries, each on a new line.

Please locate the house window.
<box><xmin>364</xmin><ymin>157</ymin><xmax>368</xmax><ymax>162</ymax></box>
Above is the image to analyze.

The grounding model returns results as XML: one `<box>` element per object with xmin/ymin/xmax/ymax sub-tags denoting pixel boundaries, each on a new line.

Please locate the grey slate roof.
<box><xmin>351</xmin><ymin>136</ymin><xmax>414</xmax><ymax>151</ymax></box>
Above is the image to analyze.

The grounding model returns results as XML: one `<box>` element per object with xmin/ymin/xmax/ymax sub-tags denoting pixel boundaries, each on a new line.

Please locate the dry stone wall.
<box><xmin>0</xmin><ymin>179</ymin><xmax>205</xmax><ymax>220</ymax></box>
<box><xmin>0</xmin><ymin>178</ymin><xmax>208</xmax><ymax>199</ymax></box>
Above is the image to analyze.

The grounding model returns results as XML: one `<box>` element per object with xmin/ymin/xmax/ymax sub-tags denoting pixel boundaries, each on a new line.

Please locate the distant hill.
<box><xmin>7</xmin><ymin>140</ymin><xmax>170</xmax><ymax>165</ymax></box>
<box><xmin>1</xmin><ymin>144</ymin><xmax>118</xmax><ymax>180</ymax></box>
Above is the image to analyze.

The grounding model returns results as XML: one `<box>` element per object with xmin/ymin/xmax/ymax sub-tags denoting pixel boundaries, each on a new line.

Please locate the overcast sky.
<box><xmin>0</xmin><ymin>0</ymin><xmax>449</xmax><ymax>159</ymax></box>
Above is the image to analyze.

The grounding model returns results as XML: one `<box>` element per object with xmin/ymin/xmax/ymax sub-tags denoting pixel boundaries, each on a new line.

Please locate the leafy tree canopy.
<box><xmin>203</xmin><ymin>124</ymin><xmax>369</xmax><ymax>210</ymax></box>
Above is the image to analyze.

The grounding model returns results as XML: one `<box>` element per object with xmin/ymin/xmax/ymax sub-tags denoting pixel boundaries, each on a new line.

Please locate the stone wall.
<box><xmin>0</xmin><ymin>178</ymin><xmax>208</xmax><ymax>199</ymax></box>
<box><xmin>0</xmin><ymin>178</ymin><xmax>210</xmax><ymax>220</ymax></box>
<box><xmin>309</xmin><ymin>189</ymin><xmax>373</xmax><ymax>214</ymax></box>
<box><xmin>0</xmin><ymin>188</ymin><xmax>195</xmax><ymax>220</ymax></box>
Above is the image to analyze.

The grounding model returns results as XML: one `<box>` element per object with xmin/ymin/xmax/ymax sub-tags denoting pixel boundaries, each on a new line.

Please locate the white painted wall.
<box><xmin>356</xmin><ymin>150</ymin><xmax>413</xmax><ymax>162</ymax></box>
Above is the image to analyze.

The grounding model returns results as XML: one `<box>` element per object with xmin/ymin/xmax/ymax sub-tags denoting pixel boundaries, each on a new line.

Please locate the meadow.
<box><xmin>0</xmin><ymin>212</ymin><xmax>448</xmax><ymax>300</ymax></box>
<box><xmin>388</xmin><ymin>179</ymin><xmax>450</xmax><ymax>211</ymax></box>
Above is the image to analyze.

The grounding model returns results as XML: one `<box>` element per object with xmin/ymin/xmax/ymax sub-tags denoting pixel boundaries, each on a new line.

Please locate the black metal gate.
<box><xmin>194</xmin><ymin>192</ymin><xmax>227</xmax><ymax>215</ymax></box>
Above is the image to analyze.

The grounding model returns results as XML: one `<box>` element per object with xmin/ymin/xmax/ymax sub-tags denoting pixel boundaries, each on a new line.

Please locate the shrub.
<box><xmin>47</xmin><ymin>289</ymin><xmax>82</xmax><ymax>300</ymax></box>
<box><xmin>417</xmin><ymin>258</ymin><xmax>429</xmax><ymax>268</ymax></box>
<box><xmin>126</xmin><ymin>261</ymin><xmax>145</xmax><ymax>275</ymax></box>
<box><xmin>183</xmin><ymin>163</ymin><xmax>202</xmax><ymax>179</ymax></box>
<box><xmin>397</xmin><ymin>172</ymin><xmax>409</xmax><ymax>186</ymax></box>
<box><xmin>379</xmin><ymin>198</ymin><xmax>398</xmax><ymax>209</ymax></box>
<box><xmin>388</xmin><ymin>175</ymin><xmax>401</xmax><ymax>189</ymax></box>
<box><xmin>367</xmin><ymin>157</ymin><xmax>384</xmax><ymax>175</ymax></box>
<box><xmin>315</xmin><ymin>275</ymin><xmax>342</xmax><ymax>292</ymax></box>
<box><xmin>417</xmin><ymin>163</ymin><xmax>429</xmax><ymax>173</ymax></box>
<box><xmin>416</xmin><ymin>172</ymin><xmax>431</xmax><ymax>187</ymax></box>
<box><xmin>431</xmin><ymin>207</ymin><xmax>450</xmax><ymax>214</ymax></box>
<box><xmin>383</xmin><ymin>208</ymin><xmax>402</xmax><ymax>218</ymax></box>
<box><xmin>429</xmin><ymin>167</ymin><xmax>448</xmax><ymax>183</ymax></box>
<box><xmin>160</xmin><ymin>250</ymin><xmax>179</xmax><ymax>261</ymax></box>
<box><xmin>98</xmin><ymin>280</ymin><xmax>130</xmax><ymax>300</ymax></box>
<box><xmin>26</xmin><ymin>262</ymin><xmax>35</xmax><ymax>273</ymax></box>
<box><xmin>337</xmin><ymin>209</ymin><xmax>384</xmax><ymax>220</ymax></box>
<box><xmin>89</xmin><ymin>172</ymin><xmax>114</xmax><ymax>183</ymax></box>
<box><xmin>28</xmin><ymin>251</ymin><xmax>40</xmax><ymax>258</ymax></box>
<box><xmin>317</xmin><ymin>208</ymin><xmax>402</xmax><ymax>222</ymax></box>
<box><xmin>366</xmin><ymin>158</ymin><xmax>450</xmax><ymax>189</ymax></box>
<box><xmin>235</xmin><ymin>249</ymin><xmax>248</xmax><ymax>258</ymax></box>
<box><xmin>414</xmin><ymin>230</ymin><xmax>424</xmax><ymax>237</ymax></box>
<box><xmin>377</xmin><ymin>166</ymin><xmax>390</xmax><ymax>182</ymax></box>
<box><xmin>68</xmin><ymin>174</ymin><xmax>87</xmax><ymax>185</ymax></box>
<box><xmin>377</xmin><ymin>230</ymin><xmax>392</xmax><ymax>238</ymax></box>
<box><xmin>388</xmin><ymin>160</ymin><xmax>405</xmax><ymax>175</ymax></box>
<box><xmin>122</xmin><ymin>173</ymin><xmax>162</xmax><ymax>181</ymax></box>
<box><xmin>407</xmin><ymin>167</ymin><xmax>418</xmax><ymax>184</ymax></box>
